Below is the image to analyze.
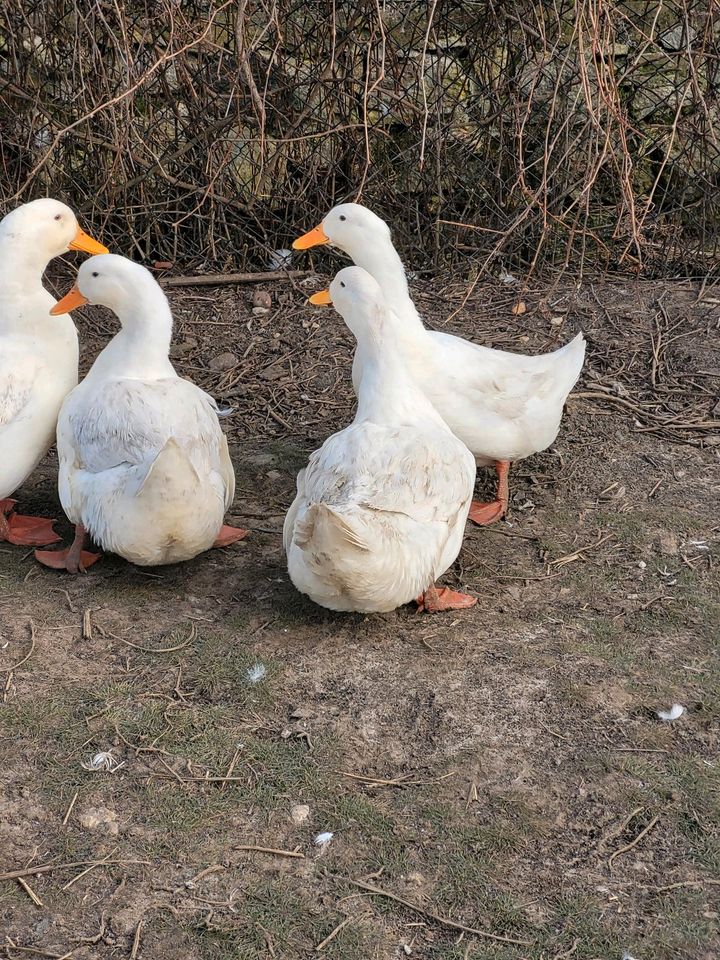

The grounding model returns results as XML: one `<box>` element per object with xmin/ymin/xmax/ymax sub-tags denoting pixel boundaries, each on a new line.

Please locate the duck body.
<box><xmin>284</xmin><ymin>267</ymin><xmax>476</xmax><ymax>614</ymax></box>
<box><xmin>285</xmin><ymin>419</ymin><xmax>475</xmax><ymax>612</ymax></box>
<box><xmin>351</xmin><ymin>323</ymin><xmax>586</xmax><ymax>466</ymax></box>
<box><xmin>51</xmin><ymin>255</ymin><xmax>238</xmax><ymax>567</ymax></box>
<box><xmin>58</xmin><ymin>376</ymin><xmax>234</xmax><ymax>566</ymax></box>
<box><xmin>0</xmin><ymin>284</ymin><xmax>78</xmax><ymax>498</ymax></box>
<box><xmin>0</xmin><ymin>199</ymin><xmax>108</xmax><ymax>545</ymax></box>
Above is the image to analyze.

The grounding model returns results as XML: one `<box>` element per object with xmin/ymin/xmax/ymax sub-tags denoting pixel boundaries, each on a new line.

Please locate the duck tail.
<box><xmin>137</xmin><ymin>437</ymin><xmax>200</xmax><ymax>497</ymax></box>
<box><xmin>294</xmin><ymin>503</ymin><xmax>369</xmax><ymax>554</ymax></box>
<box><xmin>554</xmin><ymin>331</ymin><xmax>586</xmax><ymax>396</ymax></box>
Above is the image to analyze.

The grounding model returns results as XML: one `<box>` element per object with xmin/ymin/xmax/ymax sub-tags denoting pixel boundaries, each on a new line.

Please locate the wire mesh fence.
<box><xmin>2</xmin><ymin>0</ymin><xmax>719</xmax><ymax>278</ymax></box>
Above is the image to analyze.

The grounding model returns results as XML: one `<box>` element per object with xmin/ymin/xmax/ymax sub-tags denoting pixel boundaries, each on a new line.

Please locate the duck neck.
<box><xmin>91</xmin><ymin>285</ymin><xmax>174</xmax><ymax>380</ymax></box>
<box><xmin>354</xmin><ymin>329</ymin><xmax>433</xmax><ymax>426</ymax></box>
<box><xmin>0</xmin><ymin>247</ymin><xmax>52</xmax><ymax>301</ymax></box>
<box><xmin>0</xmin><ymin>246</ymin><xmax>79</xmax><ymax>359</ymax></box>
<box><xmin>348</xmin><ymin>239</ymin><xmax>425</xmax><ymax>332</ymax></box>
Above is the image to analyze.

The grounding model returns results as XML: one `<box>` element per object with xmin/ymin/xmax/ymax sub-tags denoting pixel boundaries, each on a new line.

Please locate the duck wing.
<box><xmin>60</xmin><ymin>377</ymin><xmax>227</xmax><ymax>478</ymax></box>
<box><xmin>302</xmin><ymin>421</ymin><xmax>475</xmax><ymax>527</ymax></box>
<box><xmin>0</xmin><ymin>344</ymin><xmax>43</xmax><ymax>430</ymax></box>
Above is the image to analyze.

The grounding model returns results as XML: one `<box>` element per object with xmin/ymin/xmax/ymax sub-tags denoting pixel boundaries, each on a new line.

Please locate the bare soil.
<box><xmin>1</xmin><ymin>270</ymin><xmax>719</xmax><ymax>960</ymax></box>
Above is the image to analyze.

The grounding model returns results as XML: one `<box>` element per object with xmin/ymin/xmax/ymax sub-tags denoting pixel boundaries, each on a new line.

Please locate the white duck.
<box><xmin>35</xmin><ymin>255</ymin><xmax>247</xmax><ymax>572</ymax></box>
<box><xmin>293</xmin><ymin>203</ymin><xmax>586</xmax><ymax>524</ymax></box>
<box><xmin>284</xmin><ymin>266</ymin><xmax>477</xmax><ymax>614</ymax></box>
<box><xmin>0</xmin><ymin>198</ymin><xmax>107</xmax><ymax>545</ymax></box>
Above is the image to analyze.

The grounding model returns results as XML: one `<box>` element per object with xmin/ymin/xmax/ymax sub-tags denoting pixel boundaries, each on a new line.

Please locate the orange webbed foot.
<box><xmin>35</xmin><ymin>547</ymin><xmax>102</xmax><ymax>573</ymax></box>
<box><xmin>213</xmin><ymin>525</ymin><xmax>249</xmax><ymax>548</ymax></box>
<box><xmin>35</xmin><ymin>523</ymin><xmax>100</xmax><ymax>573</ymax></box>
<box><xmin>468</xmin><ymin>499</ymin><xmax>505</xmax><ymax>526</ymax></box>
<box><xmin>416</xmin><ymin>586</ymin><xmax>477</xmax><ymax>614</ymax></box>
<box><xmin>0</xmin><ymin>499</ymin><xmax>61</xmax><ymax>546</ymax></box>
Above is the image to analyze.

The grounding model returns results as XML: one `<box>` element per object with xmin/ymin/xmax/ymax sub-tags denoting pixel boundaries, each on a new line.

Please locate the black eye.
<box><xmin>54</xmin><ymin>214</ymin><xmax>62</xmax><ymax>221</ymax></box>
<box><xmin>339</xmin><ymin>215</ymin><xmax>346</xmax><ymax>222</ymax></box>
<box><xmin>340</xmin><ymin>281</ymin><xmax>345</xmax><ymax>288</ymax></box>
<box><xmin>92</xmin><ymin>271</ymin><xmax>99</xmax><ymax>278</ymax></box>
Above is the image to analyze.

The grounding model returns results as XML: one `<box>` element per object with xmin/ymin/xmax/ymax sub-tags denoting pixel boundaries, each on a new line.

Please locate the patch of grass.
<box><xmin>187</xmin><ymin>881</ymin><xmax>377</xmax><ymax>959</ymax></box>
<box><xmin>313</xmin><ymin>791</ymin><xmax>410</xmax><ymax>875</ymax></box>
<box><xmin>615</xmin><ymin>752</ymin><xmax>720</xmax><ymax>874</ymax></box>
<box><xmin>182</xmin><ymin>631</ymin><xmax>279</xmax><ymax>706</ymax></box>
<box><xmin>573</xmin><ymin>615</ymin><xmax>639</xmax><ymax>669</ymax></box>
<box><xmin>545</xmin><ymin>892</ymin><xmax>629</xmax><ymax>958</ymax></box>
<box><xmin>416</xmin><ymin>801</ymin><xmax>535</xmax><ymax>933</ymax></box>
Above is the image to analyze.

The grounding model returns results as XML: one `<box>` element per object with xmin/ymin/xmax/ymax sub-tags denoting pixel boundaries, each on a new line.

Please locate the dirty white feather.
<box><xmin>657</xmin><ymin>703</ymin><xmax>685</xmax><ymax>722</ymax></box>
<box><xmin>81</xmin><ymin>750</ymin><xmax>125</xmax><ymax>773</ymax></box>
<box><xmin>246</xmin><ymin>663</ymin><xmax>267</xmax><ymax>684</ymax></box>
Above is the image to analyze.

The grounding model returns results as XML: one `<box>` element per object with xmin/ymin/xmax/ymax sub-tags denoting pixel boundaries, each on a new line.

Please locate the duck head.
<box><xmin>308</xmin><ymin>265</ymin><xmax>389</xmax><ymax>345</ymax></box>
<box><xmin>51</xmin><ymin>254</ymin><xmax>163</xmax><ymax>318</ymax></box>
<box><xmin>293</xmin><ymin>203</ymin><xmax>391</xmax><ymax>258</ymax></box>
<box><xmin>0</xmin><ymin>198</ymin><xmax>107</xmax><ymax>269</ymax></box>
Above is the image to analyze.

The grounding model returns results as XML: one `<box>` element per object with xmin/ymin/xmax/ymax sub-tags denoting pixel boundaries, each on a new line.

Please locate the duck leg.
<box><xmin>468</xmin><ymin>459</ymin><xmax>510</xmax><ymax>526</ymax></box>
<box><xmin>35</xmin><ymin>523</ymin><xmax>102</xmax><ymax>573</ymax></box>
<box><xmin>212</xmin><ymin>525</ymin><xmax>249</xmax><ymax>548</ymax></box>
<box><xmin>416</xmin><ymin>583</ymin><xmax>477</xmax><ymax>613</ymax></box>
<box><xmin>0</xmin><ymin>498</ymin><xmax>62</xmax><ymax>547</ymax></box>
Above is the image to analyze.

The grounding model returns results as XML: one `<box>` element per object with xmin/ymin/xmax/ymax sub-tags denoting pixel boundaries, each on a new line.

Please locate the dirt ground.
<box><xmin>1</xmin><ymin>268</ymin><xmax>718</xmax><ymax>960</ymax></box>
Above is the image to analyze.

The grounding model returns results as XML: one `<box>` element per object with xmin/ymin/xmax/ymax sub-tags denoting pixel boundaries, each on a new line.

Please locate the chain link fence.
<box><xmin>2</xmin><ymin>0</ymin><xmax>719</xmax><ymax>278</ymax></box>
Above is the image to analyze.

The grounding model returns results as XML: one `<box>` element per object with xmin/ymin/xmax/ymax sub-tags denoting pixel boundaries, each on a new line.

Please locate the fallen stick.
<box><xmin>339</xmin><ymin>876</ymin><xmax>532</xmax><ymax>946</ymax></box>
<box><xmin>161</xmin><ymin>269</ymin><xmax>311</xmax><ymax>288</ymax></box>
<box><xmin>0</xmin><ymin>858</ymin><xmax>149</xmax><ymax>883</ymax></box>
<box><xmin>235</xmin><ymin>845</ymin><xmax>305</xmax><ymax>859</ymax></box>
<box><xmin>129</xmin><ymin>919</ymin><xmax>143</xmax><ymax>960</ymax></box>
<box><xmin>608</xmin><ymin>813</ymin><xmax>661</xmax><ymax>870</ymax></box>
<box><xmin>653</xmin><ymin>878</ymin><xmax>720</xmax><ymax>892</ymax></box>
<box><xmin>315</xmin><ymin>916</ymin><xmax>355</xmax><ymax>951</ymax></box>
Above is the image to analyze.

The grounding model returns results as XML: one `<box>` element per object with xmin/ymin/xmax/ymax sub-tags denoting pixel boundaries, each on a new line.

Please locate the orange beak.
<box><xmin>308</xmin><ymin>289</ymin><xmax>332</xmax><ymax>306</ymax></box>
<box><xmin>50</xmin><ymin>285</ymin><xmax>89</xmax><ymax>316</ymax></box>
<box><xmin>293</xmin><ymin>224</ymin><xmax>330</xmax><ymax>250</ymax></box>
<box><xmin>68</xmin><ymin>226</ymin><xmax>109</xmax><ymax>255</ymax></box>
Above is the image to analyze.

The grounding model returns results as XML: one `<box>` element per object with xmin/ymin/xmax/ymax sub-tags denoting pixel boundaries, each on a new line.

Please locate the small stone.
<box><xmin>208</xmin><ymin>352</ymin><xmax>237</xmax><ymax>372</ymax></box>
<box><xmin>78</xmin><ymin>805</ymin><xmax>119</xmax><ymax>835</ymax></box>
<box><xmin>169</xmin><ymin>339</ymin><xmax>196</xmax><ymax>359</ymax></box>
<box><xmin>290</xmin><ymin>803</ymin><xmax>310</xmax><ymax>825</ymax></box>
<box><xmin>659</xmin><ymin>24</ymin><xmax>695</xmax><ymax>51</ymax></box>
<box><xmin>658</xmin><ymin>531</ymin><xmax>679</xmax><ymax>556</ymax></box>
<box><xmin>253</xmin><ymin>289</ymin><xmax>272</xmax><ymax>309</ymax></box>
<box><xmin>246</xmin><ymin>453</ymin><xmax>275</xmax><ymax>467</ymax></box>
